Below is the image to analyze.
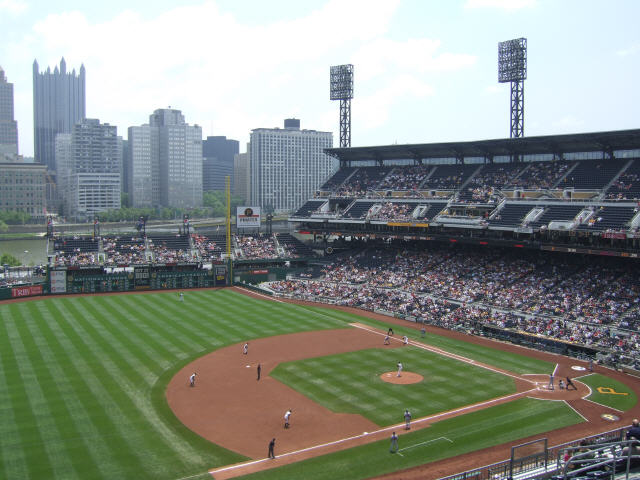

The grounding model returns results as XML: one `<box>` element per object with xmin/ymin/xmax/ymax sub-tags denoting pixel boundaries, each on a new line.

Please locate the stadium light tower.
<box><xmin>330</xmin><ymin>64</ymin><xmax>354</xmax><ymax>148</ymax></box>
<box><xmin>498</xmin><ymin>38</ymin><xmax>527</xmax><ymax>139</ymax></box>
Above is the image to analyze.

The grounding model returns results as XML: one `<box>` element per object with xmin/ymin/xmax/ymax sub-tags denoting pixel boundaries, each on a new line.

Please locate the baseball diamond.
<box><xmin>1</xmin><ymin>287</ymin><xmax>639</xmax><ymax>480</ymax></box>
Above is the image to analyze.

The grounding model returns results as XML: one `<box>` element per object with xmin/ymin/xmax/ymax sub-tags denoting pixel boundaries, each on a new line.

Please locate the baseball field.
<box><xmin>0</xmin><ymin>287</ymin><xmax>638</xmax><ymax>480</ymax></box>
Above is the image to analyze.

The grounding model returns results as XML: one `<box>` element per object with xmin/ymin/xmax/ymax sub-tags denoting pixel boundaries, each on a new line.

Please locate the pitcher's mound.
<box><xmin>380</xmin><ymin>371</ymin><xmax>424</xmax><ymax>384</ymax></box>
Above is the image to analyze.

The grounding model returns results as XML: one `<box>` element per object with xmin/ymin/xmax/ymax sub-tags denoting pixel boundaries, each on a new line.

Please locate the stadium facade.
<box><xmin>290</xmin><ymin>129</ymin><xmax>640</xmax><ymax>257</ymax></box>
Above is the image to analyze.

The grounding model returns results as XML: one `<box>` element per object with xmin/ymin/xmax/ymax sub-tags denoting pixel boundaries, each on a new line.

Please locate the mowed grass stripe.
<box><xmin>29</xmin><ymin>301</ymin><xmax>125</xmax><ymax>479</ymax></box>
<box><xmin>0</xmin><ymin>308</ymin><xmax>32</xmax><ymax>480</ymax></box>
<box><xmin>56</xmin><ymin>298</ymin><xmax>211</xmax><ymax>462</ymax></box>
<box><xmin>272</xmin><ymin>347</ymin><xmax>515</xmax><ymax>426</ymax></box>
<box><xmin>45</xmin><ymin>299</ymin><xmax>154</xmax><ymax>477</ymax></box>
<box><xmin>89</xmin><ymin>296</ymin><xmax>185</xmax><ymax>371</ymax></box>
<box><xmin>77</xmin><ymin>298</ymin><xmax>169</xmax><ymax>384</ymax></box>
<box><xmin>3</xmin><ymin>306</ymin><xmax>77</xmax><ymax>479</ymax></box>
<box><xmin>127</xmin><ymin>294</ymin><xmax>219</xmax><ymax>351</ymax></box>
<box><xmin>237</xmin><ymin>398</ymin><xmax>584</xmax><ymax>480</ymax></box>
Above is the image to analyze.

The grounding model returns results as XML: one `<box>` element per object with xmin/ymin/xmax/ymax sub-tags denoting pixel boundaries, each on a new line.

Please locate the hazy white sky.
<box><xmin>1</xmin><ymin>0</ymin><xmax>639</xmax><ymax>157</ymax></box>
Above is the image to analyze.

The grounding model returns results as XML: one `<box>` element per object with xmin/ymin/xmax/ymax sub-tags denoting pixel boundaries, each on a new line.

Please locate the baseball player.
<box><xmin>189</xmin><ymin>372</ymin><xmax>197</xmax><ymax>387</ymax></box>
<box><xmin>397</xmin><ymin>362</ymin><xmax>403</xmax><ymax>377</ymax></box>
<box><xmin>388</xmin><ymin>327</ymin><xmax>394</xmax><ymax>336</ymax></box>
<box><xmin>284</xmin><ymin>409</ymin><xmax>292</xmax><ymax>428</ymax></box>
<box><xmin>384</xmin><ymin>335</ymin><xmax>390</xmax><ymax>345</ymax></box>
<box><xmin>404</xmin><ymin>409</ymin><xmax>412</xmax><ymax>430</ymax></box>
<box><xmin>548</xmin><ymin>373</ymin><xmax>554</xmax><ymax>391</ymax></box>
<box><xmin>588</xmin><ymin>358</ymin><xmax>594</xmax><ymax>372</ymax></box>
<box><xmin>566</xmin><ymin>376</ymin><xmax>577</xmax><ymax>390</ymax></box>
<box><xmin>257</xmin><ymin>363</ymin><xmax>262</xmax><ymax>381</ymax></box>
<box><xmin>558</xmin><ymin>379</ymin><xmax>565</xmax><ymax>390</ymax></box>
<box><xmin>179</xmin><ymin>292</ymin><xmax>184</xmax><ymax>302</ymax></box>
<box><xmin>390</xmin><ymin>431</ymin><xmax>399</xmax><ymax>453</ymax></box>
<box><xmin>243</xmin><ymin>343</ymin><xmax>249</xmax><ymax>355</ymax></box>
<box><xmin>403</xmin><ymin>335</ymin><xmax>409</xmax><ymax>345</ymax></box>
<box><xmin>420</xmin><ymin>325</ymin><xmax>426</xmax><ymax>338</ymax></box>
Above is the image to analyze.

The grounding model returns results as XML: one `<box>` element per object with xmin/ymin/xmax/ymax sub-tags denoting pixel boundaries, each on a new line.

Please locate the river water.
<box><xmin>0</xmin><ymin>238</ymin><xmax>48</xmax><ymax>266</ymax></box>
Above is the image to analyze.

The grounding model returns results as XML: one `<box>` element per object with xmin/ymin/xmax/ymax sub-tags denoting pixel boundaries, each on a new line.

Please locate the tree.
<box><xmin>0</xmin><ymin>253</ymin><xmax>21</xmax><ymax>266</ymax></box>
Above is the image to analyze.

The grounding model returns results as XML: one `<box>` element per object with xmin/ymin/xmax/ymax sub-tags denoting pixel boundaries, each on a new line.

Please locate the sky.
<box><xmin>1</xmin><ymin>0</ymin><xmax>639</xmax><ymax>158</ymax></box>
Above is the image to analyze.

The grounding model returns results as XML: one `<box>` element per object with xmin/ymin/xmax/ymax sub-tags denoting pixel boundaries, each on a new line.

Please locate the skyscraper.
<box><xmin>33</xmin><ymin>57</ymin><xmax>86</xmax><ymax>171</ymax></box>
<box><xmin>202</xmin><ymin>135</ymin><xmax>239</xmax><ymax>192</ymax></box>
<box><xmin>128</xmin><ymin>108</ymin><xmax>202</xmax><ymax>208</ymax></box>
<box><xmin>249</xmin><ymin>119</ymin><xmax>335</xmax><ymax>212</ymax></box>
<box><xmin>56</xmin><ymin>119</ymin><xmax>121</xmax><ymax>219</ymax></box>
<box><xmin>0</xmin><ymin>66</ymin><xmax>18</xmax><ymax>156</ymax></box>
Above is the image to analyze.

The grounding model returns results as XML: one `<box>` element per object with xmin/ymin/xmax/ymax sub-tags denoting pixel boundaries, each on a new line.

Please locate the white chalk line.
<box><xmin>351</xmin><ymin>323</ymin><xmax>538</xmax><ymax>386</ymax></box>
<box><xmin>208</xmin><ymin>386</ymin><xmax>535</xmax><ymax>476</ymax></box>
<box><xmin>398</xmin><ymin>436</ymin><xmax>454</xmax><ymax>453</ymax></box>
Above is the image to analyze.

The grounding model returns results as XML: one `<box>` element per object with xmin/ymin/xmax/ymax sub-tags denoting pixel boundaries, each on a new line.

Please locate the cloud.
<box><xmin>0</xmin><ymin>0</ymin><xmax>27</xmax><ymax>15</ymax></box>
<box><xmin>616</xmin><ymin>43</ymin><xmax>640</xmax><ymax>57</ymax></box>
<box><xmin>464</xmin><ymin>0</ymin><xmax>536</xmax><ymax>10</ymax></box>
<box><xmin>356</xmin><ymin>74</ymin><xmax>434</xmax><ymax>129</ymax></box>
<box><xmin>353</xmin><ymin>38</ymin><xmax>476</xmax><ymax>82</ymax></box>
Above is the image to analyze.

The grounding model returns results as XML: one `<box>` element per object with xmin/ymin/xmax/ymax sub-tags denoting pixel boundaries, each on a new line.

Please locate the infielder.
<box><xmin>243</xmin><ymin>343</ymin><xmax>249</xmax><ymax>355</ymax></box>
<box><xmin>189</xmin><ymin>372</ymin><xmax>197</xmax><ymax>387</ymax></box>
<box><xmin>397</xmin><ymin>362</ymin><xmax>403</xmax><ymax>377</ymax></box>
<box><xmin>403</xmin><ymin>335</ymin><xmax>409</xmax><ymax>345</ymax></box>
<box><xmin>384</xmin><ymin>335</ymin><xmax>390</xmax><ymax>345</ymax></box>
<box><xmin>284</xmin><ymin>409</ymin><xmax>292</xmax><ymax>428</ymax></box>
<box><xmin>404</xmin><ymin>409</ymin><xmax>412</xmax><ymax>430</ymax></box>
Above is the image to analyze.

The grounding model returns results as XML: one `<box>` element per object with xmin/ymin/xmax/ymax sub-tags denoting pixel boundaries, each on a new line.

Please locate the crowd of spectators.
<box><xmin>102</xmin><ymin>237</ymin><xmax>147</xmax><ymax>265</ymax></box>
<box><xmin>368</xmin><ymin>202</ymin><xmax>414</xmax><ymax>221</ymax></box>
<box><xmin>192</xmin><ymin>233</ymin><xmax>222</xmax><ymax>261</ymax></box>
<box><xmin>378</xmin><ymin>165</ymin><xmax>432</xmax><ymax>191</ymax></box>
<box><xmin>236</xmin><ymin>235</ymin><xmax>279</xmax><ymax>259</ymax></box>
<box><xmin>607</xmin><ymin>172</ymin><xmax>640</xmax><ymax>200</ymax></box>
<box><xmin>266</xmin><ymin>244</ymin><xmax>640</xmax><ymax>364</ymax></box>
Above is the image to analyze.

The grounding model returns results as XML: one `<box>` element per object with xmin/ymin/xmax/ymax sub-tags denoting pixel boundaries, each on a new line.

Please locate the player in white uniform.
<box><xmin>404</xmin><ymin>409</ymin><xmax>412</xmax><ymax>430</ymax></box>
<box><xmin>397</xmin><ymin>362</ymin><xmax>403</xmax><ymax>377</ymax></box>
<box><xmin>403</xmin><ymin>335</ymin><xmax>409</xmax><ymax>345</ymax></box>
<box><xmin>243</xmin><ymin>343</ymin><xmax>249</xmax><ymax>355</ymax></box>
<box><xmin>284</xmin><ymin>409</ymin><xmax>292</xmax><ymax>428</ymax></box>
<box><xmin>189</xmin><ymin>372</ymin><xmax>197</xmax><ymax>387</ymax></box>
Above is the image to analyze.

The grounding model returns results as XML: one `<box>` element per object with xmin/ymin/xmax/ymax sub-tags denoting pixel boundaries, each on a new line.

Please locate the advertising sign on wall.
<box><xmin>236</xmin><ymin>206</ymin><xmax>261</xmax><ymax>228</ymax></box>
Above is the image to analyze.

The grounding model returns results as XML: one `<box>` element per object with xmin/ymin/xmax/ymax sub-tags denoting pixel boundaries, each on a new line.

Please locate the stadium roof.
<box><xmin>325</xmin><ymin>128</ymin><xmax>640</xmax><ymax>162</ymax></box>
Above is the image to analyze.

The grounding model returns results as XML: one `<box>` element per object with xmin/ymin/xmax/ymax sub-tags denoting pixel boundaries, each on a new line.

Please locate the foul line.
<box><xmin>351</xmin><ymin>323</ymin><xmax>538</xmax><ymax>386</ymax></box>
<box><xmin>399</xmin><ymin>436</ymin><xmax>454</xmax><ymax>453</ymax></box>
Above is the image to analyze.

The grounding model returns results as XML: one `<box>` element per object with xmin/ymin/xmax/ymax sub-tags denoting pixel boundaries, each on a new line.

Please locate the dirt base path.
<box><xmin>166</xmin><ymin>288</ymin><xmax>640</xmax><ymax>480</ymax></box>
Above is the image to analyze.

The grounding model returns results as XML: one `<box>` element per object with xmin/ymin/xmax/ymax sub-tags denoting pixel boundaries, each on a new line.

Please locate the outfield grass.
<box><xmin>0</xmin><ymin>289</ymin><xmax>579</xmax><ymax>480</ymax></box>
<box><xmin>578</xmin><ymin>373</ymin><xmax>638</xmax><ymax>411</ymax></box>
<box><xmin>271</xmin><ymin>347</ymin><xmax>516</xmax><ymax>426</ymax></box>
<box><xmin>0</xmin><ymin>290</ymin><xmax>348</xmax><ymax>480</ymax></box>
<box><xmin>239</xmin><ymin>397</ymin><xmax>585</xmax><ymax>480</ymax></box>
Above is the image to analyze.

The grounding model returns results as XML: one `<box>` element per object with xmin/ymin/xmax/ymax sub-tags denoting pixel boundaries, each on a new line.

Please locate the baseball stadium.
<box><xmin>3</xmin><ymin>40</ymin><xmax>640</xmax><ymax>480</ymax></box>
<box><xmin>2</xmin><ymin>124</ymin><xmax>640</xmax><ymax>480</ymax></box>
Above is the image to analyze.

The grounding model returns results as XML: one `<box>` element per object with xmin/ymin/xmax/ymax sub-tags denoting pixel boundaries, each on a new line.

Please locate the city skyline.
<box><xmin>1</xmin><ymin>0</ymin><xmax>639</xmax><ymax>158</ymax></box>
